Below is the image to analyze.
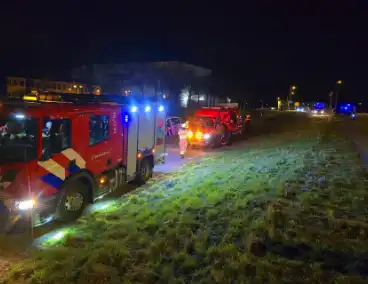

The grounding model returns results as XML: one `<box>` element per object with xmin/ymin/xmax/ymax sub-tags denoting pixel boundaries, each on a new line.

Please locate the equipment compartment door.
<box><xmin>138</xmin><ymin>108</ymin><xmax>155</xmax><ymax>150</ymax></box>
<box><xmin>126</xmin><ymin>111</ymin><xmax>138</xmax><ymax>180</ymax></box>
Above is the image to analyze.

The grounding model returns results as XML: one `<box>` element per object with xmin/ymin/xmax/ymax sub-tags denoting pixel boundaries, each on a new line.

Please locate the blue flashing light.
<box><xmin>124</xmin><ymin>114</ymin><xmax>129</xmax><ymax>123</ymax></box>
<box><xmin>145</xmin><ymin>105</ymin><xmax>151</xmax><ymax>112</ymax></box>
<box><xmin>14</xmin><ymin>113</ymin><xmax>25</xmax><ymax>119</ymax></box>
<box><xmin>131</xmin><ymin>106</ymin><xmax>137</xmax><ymax>113</ymax></box>
<box><xmin>314</xmin><ymin>102</ymin><xmax>325</xmax><ymax>109</ymax></box>
<box><xmin>158</xmin><ymin>105</ymin><xmax>164</xmax><ymax>112</ymax></box>
<box><xmin>340</xmin><ymin>103</ymin><xmax>354</xmax><ymax>114</ymax></box>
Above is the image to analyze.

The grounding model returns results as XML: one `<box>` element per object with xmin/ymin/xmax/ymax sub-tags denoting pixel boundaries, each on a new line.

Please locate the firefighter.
<box><xmin>178</xmin><ymin>124</ymin><xmax>188</xmax><ymax>158</ymax></box>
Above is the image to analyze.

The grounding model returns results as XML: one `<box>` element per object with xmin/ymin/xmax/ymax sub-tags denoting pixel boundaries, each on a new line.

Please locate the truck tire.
<box><xmin>240</xmin><ymin>123</ymin><xmax>246</xmax><ymax>135</ymax></box>
<box><xmin>212</xmin><ymin>135</ymin><xmax>222</xmax><ymax>148</ymax></box>
<box><xmin>56</xmin><ymin>179</ymin><xmax>88</xmax><ymax>223</ymax></box>
<box><xmin>226</xmin><ymin>132</ymin><xmax>233</xmax><ymax>146</ymax></box>
<box><xmin>136</xmin><ymin>158</ymin><xmax>153</xmax><ymax>185</ymax></box>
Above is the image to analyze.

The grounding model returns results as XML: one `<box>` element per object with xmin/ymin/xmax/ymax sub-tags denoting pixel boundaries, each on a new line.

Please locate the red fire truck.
<box><xmin>188</xmin><ymin>103</ymin><xmax>250</xmax><ymax>148</ymax></box>
<box><xmin>0</xmin><ymin>93</ymin><xmax>166</xmax><ymax>233</ymax></box>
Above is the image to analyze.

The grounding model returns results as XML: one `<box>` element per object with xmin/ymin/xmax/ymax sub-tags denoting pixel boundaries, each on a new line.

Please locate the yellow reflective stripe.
<box><xmin>37</xmin><ymin>159</ymin><xmax>66</xmax><ymax>180</ymax></box>
<box><xmin>61</xmin><ymin>148</ymin><xmax>86</xmax><ymax>169</ymax></box>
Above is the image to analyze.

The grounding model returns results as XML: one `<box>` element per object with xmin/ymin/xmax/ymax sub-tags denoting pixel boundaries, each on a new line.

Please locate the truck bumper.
<box><xmin>0</xmin><ymin>195</ymin><xmax>58</xmax><ymax>234</ymax></box>
<box><xmin>189</xmin><ymin>139</ymin><xmax>213</xmax><ymax>147</ymax></box>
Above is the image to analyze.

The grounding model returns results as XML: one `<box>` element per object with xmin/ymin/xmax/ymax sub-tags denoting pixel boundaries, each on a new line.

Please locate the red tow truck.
<box><xmin>187</xmin><ymin>103</ymin><xmax>250</xmax><ymax>148</ymax></box>
<box><xmin>0</xmin><ymin>93</ymin><xmax>166</xmax><ymax>233</ymax></box>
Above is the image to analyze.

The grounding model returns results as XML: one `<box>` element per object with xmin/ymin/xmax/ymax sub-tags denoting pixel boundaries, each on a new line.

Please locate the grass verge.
<box><xmin>5</xmin><ymin>120</ymin><xmax>368</xmax><ymax>283</ymax></box>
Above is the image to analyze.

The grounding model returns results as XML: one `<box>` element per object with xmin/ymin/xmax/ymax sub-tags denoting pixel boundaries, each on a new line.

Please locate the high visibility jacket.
<box><xmin>178</xmin><ymin>128</ymin><xmax>187</xmax><ymax>140</ymax></box>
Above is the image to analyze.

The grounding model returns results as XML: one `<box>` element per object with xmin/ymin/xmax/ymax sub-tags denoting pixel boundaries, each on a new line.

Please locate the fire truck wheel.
<box><xmin>215</xmin><ymin>135</ymin><xmax>222</xmax><ymax>148</ymax></box>
<box><xmin>226</xmin><ymin>132</ymin><xmax>233</xmax><ymax>146</ymax></box>
<box><xmin>57</xmin><ymin>180</ymin><xmax>88</xmax><ymax>222</ymax></box>
<box><xmin>240</xmin><ymin>124</ymin><xmax>246</xmax><ymax>135</ymax></box>
<box><xmin>136</xmin><ymin>158</ymin><xmax>153</xmax><ymax>185</ymax></box>
<box><xmin>211</xmin><ymin>135</ymin><xmax>220</xmax><ymax>148</ymax></box>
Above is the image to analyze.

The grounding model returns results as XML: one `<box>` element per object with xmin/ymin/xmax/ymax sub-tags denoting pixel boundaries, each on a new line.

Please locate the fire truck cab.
<box><xmin>188</xmin><ymin>103</ymin><xmax>249</xmax><ymax>148</ymax></box>
<box><xmin>0</xmin><ymin>93</ymin><xmax>166</xmax><ymax>233</ymax></box>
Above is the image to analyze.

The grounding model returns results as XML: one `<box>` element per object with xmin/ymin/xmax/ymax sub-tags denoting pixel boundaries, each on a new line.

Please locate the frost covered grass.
<box><xmin>6</xmin><ymin>119</ymin><xmax>368</xmax><ymax>283</ymax></box>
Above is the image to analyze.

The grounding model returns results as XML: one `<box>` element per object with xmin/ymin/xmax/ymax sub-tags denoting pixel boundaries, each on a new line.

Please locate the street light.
<box><xmin>334</xmin><ymin>80</ymin><xmax>343</xmax><ymax>109</ymax></box>
<box><xmin>287</xmin><ymin>85</ymin><xmax>296</xmax><ymax>109</ymax></box>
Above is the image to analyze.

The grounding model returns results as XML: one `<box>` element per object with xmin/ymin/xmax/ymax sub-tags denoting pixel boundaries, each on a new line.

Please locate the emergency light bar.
<box><xmin>17</xmin><ymin>93</ymin><xmax>166</xmax><ymax>114</ymax></box>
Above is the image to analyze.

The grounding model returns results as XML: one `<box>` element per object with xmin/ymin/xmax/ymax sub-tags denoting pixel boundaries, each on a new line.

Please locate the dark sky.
<box><xmin>2</xmin><ymin>1</ymin><xmax>368</xmax><ymax>104</ymax></box>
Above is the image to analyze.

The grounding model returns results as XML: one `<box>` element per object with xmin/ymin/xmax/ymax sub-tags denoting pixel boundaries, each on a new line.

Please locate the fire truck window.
<box><xmin>42</xmin><ymin>119</ymin><xmax>71</xmax><ymax>155</ymax></box>
<box><xmin>89</xmin><ymin>115</ymin><xmax>109</xmax><ymax>146</ymax></box>
<box><xmin>171</xmin><ymin>118</ymin><xmax>181</xmax><ymax>125</ymax></box>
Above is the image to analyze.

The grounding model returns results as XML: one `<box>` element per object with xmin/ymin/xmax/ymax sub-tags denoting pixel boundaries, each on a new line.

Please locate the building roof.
<box><xmin>82</xmin><ymin>62</ymin><xmax>212</xmax><ymax>78</ymax></box>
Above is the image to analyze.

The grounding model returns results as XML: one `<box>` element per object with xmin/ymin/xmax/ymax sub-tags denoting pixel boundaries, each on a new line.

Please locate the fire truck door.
<box><xmin>88</xmin><ymin>114</ymin><xmax>113</xmax><ymax>177</ymax></box>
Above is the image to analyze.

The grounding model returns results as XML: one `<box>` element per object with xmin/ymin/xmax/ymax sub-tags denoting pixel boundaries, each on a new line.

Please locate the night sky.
<box><xmin>2</xmin><ymin>1</ymin><xmax>368</xmax><ymax>105</ymax></box>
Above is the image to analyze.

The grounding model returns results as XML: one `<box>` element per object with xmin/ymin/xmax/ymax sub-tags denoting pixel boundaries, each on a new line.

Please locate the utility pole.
<box><xmin>329</xmin><ymin>91</ymin><xmax>334</xmax><ymax>110</ymax></box>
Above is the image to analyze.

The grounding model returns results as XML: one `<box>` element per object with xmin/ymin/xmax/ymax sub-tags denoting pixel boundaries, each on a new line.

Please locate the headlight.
<box><xmin>320</xmin><ymin>110</ymin><xmax>324</xmax><ymax>114</ymax></box>
<box><xmin>187</xmin><ymin>131</ymin><xmax>193</xmax><ymax>138</ymax></box>
<box><xmin>195</xmin><ymin>132</ymin><xmax>203</xmax><ymax>139</ymax></box>
<box><xmin>203</xmin><ymin>133</ymin><xmax>211</xmax><ymax>140</ymax></box>
<box><xmin>312</xmin><ymin>110</ymin><xmax>317</xmax><ymax>114</ymax></box>
<box><xmin>14</xmin><ymin>199</ymin><xmax>35</xmax><ymax>210</ymax></box>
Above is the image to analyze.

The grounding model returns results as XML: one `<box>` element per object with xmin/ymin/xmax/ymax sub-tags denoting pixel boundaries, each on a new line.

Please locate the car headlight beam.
<box><xmin>15</xmin><ymin>199</ymin><xmax>35</xmax><ymax>210</ymax></box>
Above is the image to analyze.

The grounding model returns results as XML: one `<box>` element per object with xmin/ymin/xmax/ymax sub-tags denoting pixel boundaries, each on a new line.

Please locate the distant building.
<box><xmin>6</xmin><ymin>76</ymin><xmax>101</xmax><ymax>98</ymax></box>
<box><xmin>71</xmin><ymin>62</ymin><xmax>213</xmax><ymax>102</ymax></box>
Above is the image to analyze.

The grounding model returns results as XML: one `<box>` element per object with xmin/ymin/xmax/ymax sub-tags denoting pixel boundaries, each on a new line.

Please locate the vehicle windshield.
<box><xmin>192</xmin><ymin>117</ymin><xmax>215</xmax><ymax>128</ymax></box>
<box><xmin>0</xmin><ymin>115</ymin><xmax>38</xmax><ymax>163</ymax></box>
